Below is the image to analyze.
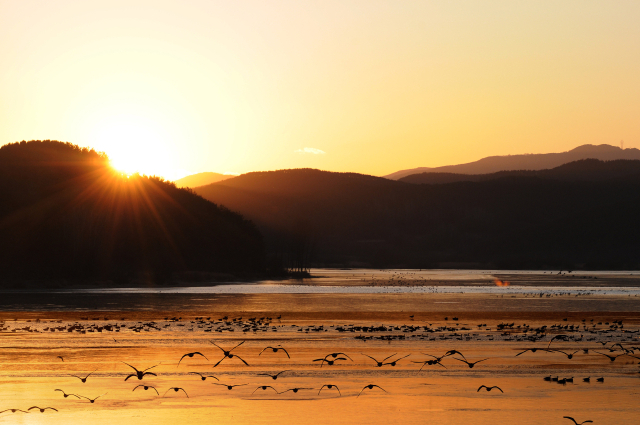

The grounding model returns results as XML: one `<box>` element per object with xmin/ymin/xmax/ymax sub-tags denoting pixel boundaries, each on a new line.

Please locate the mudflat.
<box><xmin>1</xmin><ymin>285</ymin><xmax>639</xmax><ymax>425</ymax></box>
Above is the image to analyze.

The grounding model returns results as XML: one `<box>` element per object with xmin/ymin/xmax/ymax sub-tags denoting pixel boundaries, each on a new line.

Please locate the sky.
<box><xmin>1</xmin><ymin>1</ymin><xmax>639</xmax><ymax>180</ymax></box>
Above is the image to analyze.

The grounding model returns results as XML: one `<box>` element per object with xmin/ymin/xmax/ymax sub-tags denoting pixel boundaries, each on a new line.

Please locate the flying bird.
<box><xmin>594</xmin><ymin>351</ymin><xmax>625</xmax><ymax>362</ymax></box>
<box><xmin>318</xmin><ymin>384</ymin><xmax>341</xmax><ymax>396</ymax></box>
<box><xmin>279</xmin><ymin>387</ymin><xmax>313</xmax><ymax>394</ymax></box>
<box><xmin>28</xmin><ymin>406</ymin><xmax>58</xmax><ymax>413</ymax></box>
<box><xmin>188</xmin><ymin>372</ymin><xmax>219</xmax><ymax>381</ymax></box>
<box><xmin>477</xmin><ymin>385</ymin><xmax>503</xmax><ymax>393</ymax></box>
<box><xmin>211</xmin><ymin>341</ymin><xmax>249</xmax><ymax>366</ymax></box>
<box><xmin>79</xmin><ymin>393</ymin><xmax>107</xmax><ymax>403</ymax></box>
<box><xmin>454</xmin><ymin>357</ymin><xmax>489</xmax><ymax>368</ymax></box>
<box><xmin>69</xmin><ymin>369</ymin><xmax>97</xmax><ymax>383</ymax></box>
<box><xmin>122</xmin><ymin>362</ymin><xmax>159</xmax><ymax>381</ymax></box>
<box><xmin>563</xmin><ymin>417</ymin><xmax>593</xmax><ymax>425</ymax></box>
<box><xmin>313</xmin><ymin>356</ymin><xmax>349</xmax><ymax>367</ymax></box>
<box><xmin>383</xmin><ymin>354</ymin><xmax>411</xmax><ymax>366</ymax></box>
<box><xmin>164</xmin><ymin>387</ymin><xmax>189</xmax><ymax>398</ymax></box>
<box><xmin>258</xmin><ymin>370</ymin><xmax>290</xmax><ymax>380</ymax></box>
<box><xmin>133</xmin><ymin>385</ymin><xmax>159</xmax><ymax>395</ymax></box>
<box><xmin>54</xmin><ymin>389</ymin><xmax>81</xmax><ymax>399</ymax></box>
<box><xmin>357</xmin><ymin>384</ymin><xmax>387</xmax><ymax>397</ymax></box>
<box><xmin>178</xmin><ymin>352</ymin><xmax>208</xmax><ymax>366</ymax></box>
<box><xmin>362</xmin><ymin>353</ymin><xmax>397</xmax><ymax>367</ymax></box>
<box><xmin>212</xmin><ymin>383</ymin><xmax>248</xmax><ymax>390</ymax></box>
<box><xmin>259</xmin><ymin>345</ymin><xmax>290</xmax><ymax>358</ymax></box>
<box><xmin>252</xmin><ymin>385</ymin><xmax>278</xmax><ymax>394</ymax></box>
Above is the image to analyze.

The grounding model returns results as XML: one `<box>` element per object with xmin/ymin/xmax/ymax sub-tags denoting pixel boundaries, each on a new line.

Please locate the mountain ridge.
<box><xmin>385</xmin><ymin>144</ymin><xmax>640</xmax><ymax>180</ymax></box>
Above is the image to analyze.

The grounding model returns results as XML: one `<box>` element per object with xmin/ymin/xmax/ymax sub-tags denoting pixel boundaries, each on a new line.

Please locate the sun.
<box><xmin>89</xmin><ymin>114</ymin><xmax>178</xmax><ymax>180</ymax></box>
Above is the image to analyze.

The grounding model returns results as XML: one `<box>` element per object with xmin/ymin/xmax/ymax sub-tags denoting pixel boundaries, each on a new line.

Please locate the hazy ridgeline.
<box><xmin>196</xmin><ymin>165</ymin><xmax>640</xmax><ymax>270</ymax></box>
<box><xmin>0</xmin><ymin>140</ymin><xmax>264</xmax><ymax>283</ymax></box>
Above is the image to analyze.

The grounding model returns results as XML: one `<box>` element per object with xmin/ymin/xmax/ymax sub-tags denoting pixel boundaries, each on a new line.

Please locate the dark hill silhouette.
<box><xmin>175</xmin><ymin>172</ymin><xmax>233</xmax><ymax>188</ymax></box>
<box><xmin>385</xmin><ymin>144</ymin><xmax>640</xmax><ymax>180</ymax></box>
<box><xmin>196</xmin><ymin>167</ymin><xmax>640</xmax><ymax>269</ymax></box>
<box><xmin>399</xmin><ymin>159</ymin><xmax>640</xmax><ymax>184</ymax></box>
<box><xmin>0</xmin><ymin>140</ymin><xmax>264</xmax><ymax>283</ymax></box>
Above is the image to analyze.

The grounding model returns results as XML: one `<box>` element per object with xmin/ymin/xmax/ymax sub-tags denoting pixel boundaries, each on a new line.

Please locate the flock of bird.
<box><xmin>2</xmin><ymin>314</ymin><xmax>638</xmax><ymax>424</ymax></box>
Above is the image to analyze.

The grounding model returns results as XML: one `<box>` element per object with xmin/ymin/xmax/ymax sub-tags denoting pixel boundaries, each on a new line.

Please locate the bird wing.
<box><xmin>477</xmin><ymin>385</ymin><xmax>487</xmax><ymax>392</ymax></box>
<box><xmin>28</xmin><ymin>406</ymin><xmax>40</xmax><ymax>410</ymax></box>
<box><xmin>213</xmin><ymin>357</ymin><xmax>226</xmax><ymax>367</ymax></box>
<box><xmin>151</xmin><ymin>386</ymin><xmax>159</xmax><ymax>395</ymax></box>
<box><xmin>46</xmin><ymin>407</ymin><xmax>58</xmax><ymax>411</ymax></box>
<box><xmin>230</xmin><ymin>341</ymin><xmax>245</xmax><ymax>352</ymax></box>
<box><xmin>492</xmin><ymin>386</ymin><xmax>504</xmax><ymax>393</ymax></box>
<box><xmin>280</xmin><ymin>347</ymin><xmax>290</xmax><ymax>358</ymax></box>
<box><xmin>85</xmin><ymin>369</ymin><xmax>98</xmax><ymax>378</ymax></box>
<box><xmin>124</xmin><ymin>374</ymin><xmax>136</xmax><ymax>381</ymax></box>
<box><xmin>121</xmin><ymin>362</ymin><xmax>139</xmax><ymax>373</ymax></box>
<box><xmin>452</xmin><ymin>357</ymin><xmax>468</xmax><ymax>365</ymax></box>
<box><xmin>143</xmin><ymin>372</ymin><xmax>157</xmax><ymax>377</ymax></box>
<box><xmin>337</xmin><ymin>353</ymin><xmax>353</xmax><ymax>360</ymax></box>
<box><xmin>235</xmin><ymin>355</ymin><xmax>249</xmax><ymax>366</ymax></box>
<box><xmin>515</xmin><ymin>350</ymin><xmax>528</xmax><ymax>356</ymax></box>
<box><xmin>178</xmin><ymin>354</ymin><xmax>189</xmax><ymax>365</ymax></box>
<box><xmin>133</xmin><ymin>386</ymin><xmax>142</xmax><ymax>391</ymax></box>
<box><xmin>195</xmin><ymin>352</ymin><xmax>208</xmax><ymax>360</ymax></box>
<box><xmin>143</xmin><ymin>364</ymin><xmax>159</xmax><ymax>372</ymax></box>
<box><xmin>179</xmin><ymin>388</ymin><xmax>189</xmax><ymax>397</ymax></box>
<box><xmin>276</xmin><ymin>370</ymin><xmax>290</xmax><ymax>377</ymax></box>
<box><xmin>382</xmin><ymin>353</ymin><xmax>397</xmax><ymax>362</ymax></box>
<box><xmin>361</xmin><ymin>354</ymin><xmax>378</xmax><ymax>363</ymax></box>
<box><xmin>563</xmin><ymin>417</ymin><xmax>578</xmax><ymax>425</ymax></box>
<box><xmin>258</xmin><ymin>347</ymin><xmax>269</xmax><ymax>355</ymax></box>
<box><xmin>207</xmin><ymin>375</ymin><xmax>219</xmax><ymax>381</ymax></box>
<box><xmin>372</xmin><ymin>385</ymin><xmax>387</xmax><ymax>392</ymax></box>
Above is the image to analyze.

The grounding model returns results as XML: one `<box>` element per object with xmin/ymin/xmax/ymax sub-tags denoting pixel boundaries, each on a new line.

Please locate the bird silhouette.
<box><xmin>133</xmin><ymin>385</ymin><xmax>159</xmax><ymax>395</ymax></box>
<box><xmin>0</xmin><ymin>409</ymin><xmax>29</xmax><ymax>414</ymax></box>
<box><xmin>279</xmin><ymin>387</ymin><xmax>313</xmax><ymax>394</ymax></box>
<box><xmin>318</xmin><ymin>384</ymin><xmax>341</xmax><ymax>396</ymax></box>
<box><xmin>258</xmin><ymin>370</ymin><xmax>290</xmax><ymax>380</ymax></box>
<box><xmin>323</xmin><ymin>352</ymin><xmax>353</xmax><ymax>361</ymax></box>
<box><xmin>252</xmin><ymin>385</ymin><xmax>278</xmax><ymax>394</ymax></box>
<box><xmin>188</xmin><ymin>372</ymin><xmax>219</xmax><ymax>381</ymax></box>
<box><xmin>550</xmin><ymin>350</ymin><xmax>579</xmax><ymax>360</ymax></box>
<box><xmin>259</xmin><ymin>345</ymin><xmax>290</xmax><ymax>358</ymax></box>
<box><xmin>122</xmin><ymin>362</ymin><xmax>159</xmax><ymax>381</ymax></box>
<box><xmin>54</xmin><ymin>389</ymin><xmax>81</xmax><ymax>399</ymax></box>
<box><xmin>69</xmin><ymin>369</ymin><xmax>97</xmax><ymax>383</ymax></box>
<box><xmin>362</xmin><ymin>353</ymin><xmax>397</xmax><ymax>367</ymax></box>
<box><xmin>563</xmin><ymin>416</ymin><xmax>593</xmax><ymax>425</ymax></box>
<box><xmin>594</xmin><ymin>351</ymin><xmax>624</xmax><ymax>362</ymax></box>
<box><xmin>212</xmin><ymin>383</ymin><xmax>248</xmax><ymax>390</ymax></box>
<box><xmin>313</xmin><ymin>356</ymin><xmax>348</xmax><ymax>367</ymax></box>
<box><xmin>383</xmin><ymin>354</ymin><xmax>411</xmax><ymax>366</ymax></box>
<box><xmin>515</xmin><ymin>348</ymin><xmax>540</xmax><ymax>356</ymax></box>
<box><xmin>454</xmin><ymin>357</ymin><xmax>489</xmax><ymax>368</ymax></box>
<box><xmin>28</xmin><ymin>406</ymin><xmax>58</xmax><ymax>412</ymax></box>
<box><xmin>211</xmin><ymin>341</ymin><xmax>249</xmax><ymax>366</ymax></box>
<box><xmin>444</xmin><ymin>350</ymin><xmax>466</xmax><ymax>360</ymax></box>
<box><xmin>178</xmin><ymin>352</ymin><xmax>208</xmax><ymax>366</ymax></box>
<box><xmin>547</xmin><ymin>335</ymin><xmax>569</xmax><ymax>349</ymax></box>
<box><xmin>164</xmin><ymin>387</ymin><xmax>189</xmax><ymax>398</ymax></box>
<box><xmin>357</xmin><ymin>384</ymin><xmax>387</xmax><ymax>397</ymax></box>
<box><xmin>79</xmin><ymin>393</ymin><xmax>107</xmax><ymax>403</ymax></box>
<box><xmin>477</xmin><ymin>385</ymin><xmax>503</xmax><ymax>393</ymax></box>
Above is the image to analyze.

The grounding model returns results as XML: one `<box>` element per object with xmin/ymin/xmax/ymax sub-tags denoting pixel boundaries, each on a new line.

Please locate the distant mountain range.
<box><xmin>385</xmin><ymin>144</ymin><xmax>640</xmax><ymax>180</ymax></box>
<box><xmin>399</xmin><ymin>159</ymin><xmax>640</xmax><ymax>184</ymax></box>
<box><xmin>195</xmin><ymin>160</ymin><xmax>640</xmax><ymax>270</ymax></box>
<box><xmin>175</xmin><ymin>172</ymin><xmax>233</xmax><ymax>188</ymax></box>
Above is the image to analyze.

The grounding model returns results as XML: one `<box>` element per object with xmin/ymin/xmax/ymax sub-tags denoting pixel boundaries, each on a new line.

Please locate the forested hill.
<box><xmin>0</xmin><ymin>140</ymin><xmax>264</xmax><ymax>283</ymax></box>
<box><xmin>399</xmin><ymin>159</ymin><xmax>640</xmax><ymax>184</ymax></box>
<box><xmin>196</xmin><ymin>168</ymin><xmax>640</xmax><ymax>270</ymax></box>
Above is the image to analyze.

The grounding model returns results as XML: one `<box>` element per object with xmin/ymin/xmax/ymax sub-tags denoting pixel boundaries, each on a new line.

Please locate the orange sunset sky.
<box><xmin>1</xmin><ymin>1</ymin><xmax>639</xmax><ymax>179</ymax></box>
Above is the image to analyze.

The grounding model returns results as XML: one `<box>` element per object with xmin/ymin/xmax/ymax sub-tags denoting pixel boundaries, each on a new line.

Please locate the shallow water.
<box><xmin>1</xmin><ymin>270</ymin><xmax>639</xmax><ymax>424</ymax></box>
